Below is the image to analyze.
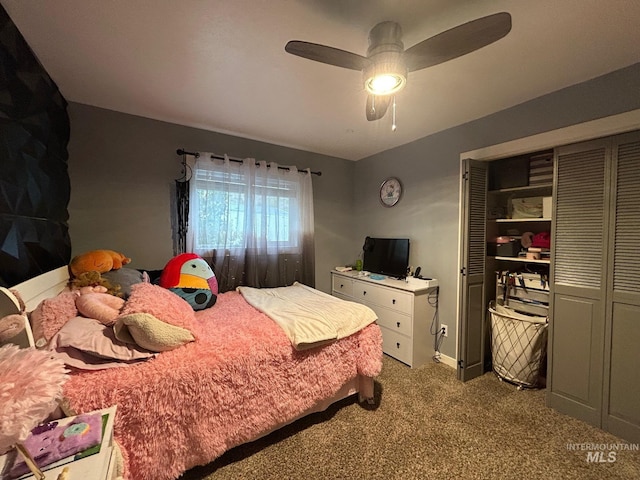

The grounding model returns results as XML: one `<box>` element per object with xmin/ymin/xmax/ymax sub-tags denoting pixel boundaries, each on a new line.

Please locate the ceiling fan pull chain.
<box><xmin>391</xmin><ymin>96</ymin><xmax>397</xmax><ymax>132</ymax></box>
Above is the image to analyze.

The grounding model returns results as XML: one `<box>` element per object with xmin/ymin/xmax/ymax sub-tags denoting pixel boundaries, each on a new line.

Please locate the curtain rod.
<box><xmin>176</xmin><ymin>149</ymin><xmax>321</xmax><ymax>176</ymax></box>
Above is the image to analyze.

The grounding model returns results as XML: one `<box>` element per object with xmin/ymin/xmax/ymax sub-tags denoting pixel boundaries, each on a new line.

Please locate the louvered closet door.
<box><xmin>458</xmin><ymin>159</ymin><xmax>488</xmax><ymax>381</ymax></box>
<box><xmin>604</xmin><ymin>131</ymin><xmax>640</xmax><ymax>443</ymax></box>
<box><xmin>548</xmin><ymin>139</ymin><xmax>610</xmax><ymax>427</ymax></box>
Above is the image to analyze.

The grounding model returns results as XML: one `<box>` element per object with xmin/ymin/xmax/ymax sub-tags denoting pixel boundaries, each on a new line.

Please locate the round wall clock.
<box><xmin>379</xmin><ymin>177</ymin><xmax>403</xmax><ymax>207</ymax></box>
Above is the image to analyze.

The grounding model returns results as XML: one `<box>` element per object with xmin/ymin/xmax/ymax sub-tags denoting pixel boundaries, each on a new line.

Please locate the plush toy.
<box><xmin>159</xmin><ymin>253</ymin><xmax>218</xmax><ymax>310</ymax></box>
<box><xmin>68</xmin><ymin>271</ymin><xmax>123</xmax><ymax>297</ymax></box>
<box><xmin>0</xmin><ymin>314</ymin><xmax>26</xmax><ymax>346</ymax></box>
<box><xmin>75</xmin><ymin>292</ymin><xmax>125</xmax><ymax>326</ymax></box>
<box><xmin>0</xmin><ymin>288</ymin><xmax>28</xmax><ymax>347</ymax></box>
<box><xmin>69</xmin><ymin>250</ymin><xmax>131</xmax><ymax>278</ymax></box>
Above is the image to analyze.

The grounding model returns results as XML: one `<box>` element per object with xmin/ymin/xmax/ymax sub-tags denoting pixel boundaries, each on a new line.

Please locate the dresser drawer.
<box><xmin>332</xmin><ymin>291</ymin><xmax>352</xmax><ymax>303</ymax></box>
<box><xmin>353</xmin><ymin>282</ymin><xmax>412</xmax><ymax>314</ymax></box>
<box><xmin>373</xmin><ymin>306</ymin><xmax>412</xmax><ymax>337</ymax></box>
<box><xmin>380</xmin><ymin>327</ymin><xmax>413</xmax><ymax>366</ymax></box>
<box><xmin>332</xmin><ymin>275</ymin><xmax>353</xmax><ymax>297</ymax></box>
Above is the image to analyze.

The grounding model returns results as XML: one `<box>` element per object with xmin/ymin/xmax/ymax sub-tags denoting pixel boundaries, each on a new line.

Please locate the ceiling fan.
<box><xmin>285</xmin><ymin>12</ymin><xmax>512</xmax><ymax>122</ymax></box>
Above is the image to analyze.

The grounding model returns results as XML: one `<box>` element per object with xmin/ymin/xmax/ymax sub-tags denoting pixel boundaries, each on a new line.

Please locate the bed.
<box><xmin>2</xmin><ymin>267</ymin><xmax>383</xmax><ymax>480</ymax></box>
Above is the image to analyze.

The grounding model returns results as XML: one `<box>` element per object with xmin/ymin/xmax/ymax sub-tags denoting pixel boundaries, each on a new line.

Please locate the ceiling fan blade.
<box><xmin>285</xmin><ymin>41</ymin><xmax>370</xmax><ymax>71</ymax></box>
<box><xmin>366</xmin><ymin>95</ymin><xmax>391</xmax><ymax>121</ymax></box>
<box><xmin>404</xmin><ymin>12</ymin><xmax>512</xmax><ymax>72</ymax></box>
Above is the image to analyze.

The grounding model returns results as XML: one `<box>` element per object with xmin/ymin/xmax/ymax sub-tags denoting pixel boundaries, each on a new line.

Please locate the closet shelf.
<box><xmin>488</xmin><ymin>183</ymin><xmax>552</xmax><ymax>195</ymax></box>
<box><xmin>494</xmin><ymin>218</ymin><xmax>552</xmax><ymax>223</ymax></box>
<box><xmin>493</xmin><ymin>256</ymin><xmax>550</xmax><ymax>264</ymax></box>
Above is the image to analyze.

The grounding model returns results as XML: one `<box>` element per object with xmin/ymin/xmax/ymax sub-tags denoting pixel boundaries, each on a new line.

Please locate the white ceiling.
<box><xmin>3</xmin><ymin>0</ymin><xmax>640</xmax><ymax>161</ymax></box>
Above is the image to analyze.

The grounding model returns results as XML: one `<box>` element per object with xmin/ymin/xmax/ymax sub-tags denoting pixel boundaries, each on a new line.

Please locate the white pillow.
<box><xmin>114</xmin><ymin>313</ymin><xmax>195</xmax><ymax>352</ymax></box>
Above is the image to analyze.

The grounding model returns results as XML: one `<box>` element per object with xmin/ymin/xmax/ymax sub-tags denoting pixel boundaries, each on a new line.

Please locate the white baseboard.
<box><xmin>437</xmin><ymin>353</ymin><xmax>457</xmax><ymax>369</ymax></box>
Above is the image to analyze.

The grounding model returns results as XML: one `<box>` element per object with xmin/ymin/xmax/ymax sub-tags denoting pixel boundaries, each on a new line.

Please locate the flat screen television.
<box><xmin>362</xmin><ymin>237</ymin><xmax>410</xmax><ymax>279</ymax></box>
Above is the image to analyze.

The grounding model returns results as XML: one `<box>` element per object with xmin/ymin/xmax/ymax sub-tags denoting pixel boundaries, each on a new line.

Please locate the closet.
<box><xmin>458</xmin><ymin>151</ymin><xmax>552</xmax><ymax>382</ymax></box>
<box><xmin>487</xmin><ymin>152</ymin><xmax>552</xmax><ymax>316</ymax></box>
<box><xmin>459</xmin><ymin>129</ymin><xmax>640</xmax><ymax>444</ymax></box>
<box><xmin>548</xmin><ymin>130</ymin><xmax>640</xmax><ymax>443</ymax></box>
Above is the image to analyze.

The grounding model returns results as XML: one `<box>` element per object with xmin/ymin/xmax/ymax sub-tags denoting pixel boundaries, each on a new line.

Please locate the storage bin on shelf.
<box><xmin>488</xmin><ymin>301</ymin><xmax>548</xmax><ymax>390</ymax></box>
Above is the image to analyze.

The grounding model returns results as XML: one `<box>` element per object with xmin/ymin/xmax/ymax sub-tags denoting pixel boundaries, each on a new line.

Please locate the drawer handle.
<box><xmin>396</xmin><ymin>322</ymin><xmax>401</xmax><ymax>328</ymax></box>
<box><xmin>340</xmin><ymin>284</ymin><xmax>344</xmax><ymax>288</ymax></box>
<box><xmin>396</xmin><ymin>342</ymin><xmax>400</xmax><ymax>349</ymax></box>
<box><xmin>392</xmin><ymin>299</ymin><xmax>396</xmax><ymax>304</ymax></box>
<box><xmin>363</xmin><ymin>291</ymin><xmax>367</xmax><ymax>295</ymax></box>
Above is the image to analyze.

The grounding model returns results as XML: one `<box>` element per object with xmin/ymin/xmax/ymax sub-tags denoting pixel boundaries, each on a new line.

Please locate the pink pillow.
<box><xmin>120</xmin><ymin>283</ymin><xmax>197</xmax><ymax>333</ymax></box>
<box><xmin>76</xmin><ymin>293</ymin><xmax>125</xmax><ymax>326</ymax></box>
<box><xmin>49</xmin><ymin>316</ymin><xmax>156</xmax><ymax>370</ymax></box>
<box><xmin>29</xmin><ymin>292</ymin><xmax>78</xmax><ymax>347</ymax></box>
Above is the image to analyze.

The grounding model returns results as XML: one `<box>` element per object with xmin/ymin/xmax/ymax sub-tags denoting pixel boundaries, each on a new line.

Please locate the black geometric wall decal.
<box><xmin>0</xmin><ymin>4</ymin><xmax>71</xmax><ymax>287</ymax></box>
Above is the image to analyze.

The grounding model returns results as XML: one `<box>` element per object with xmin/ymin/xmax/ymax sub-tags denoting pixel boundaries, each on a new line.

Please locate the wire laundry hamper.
<box><xmin>489</xmin><ymin>301</ymin><xmax>548</xmax><ymax>389</ymax></box>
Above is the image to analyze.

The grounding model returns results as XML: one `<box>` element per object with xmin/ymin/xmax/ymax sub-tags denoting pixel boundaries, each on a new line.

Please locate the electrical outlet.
<box><xmin>441</xmin><ymin>324</ymin><xmax>448</xmax><ymax>337</ymax></box>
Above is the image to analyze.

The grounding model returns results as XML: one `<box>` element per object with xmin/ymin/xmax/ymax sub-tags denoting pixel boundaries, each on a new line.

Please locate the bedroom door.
<box><xmin>458</xmin><ymin>159</ymin><xmax>488</xmax><ymax>382</ymax></box>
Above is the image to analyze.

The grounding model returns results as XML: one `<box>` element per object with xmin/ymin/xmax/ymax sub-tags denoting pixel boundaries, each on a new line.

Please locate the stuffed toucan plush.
<box><xmin>159</xmin><ymin>253</ymin><xmax>218</xmax><ymax>310</ymax></box>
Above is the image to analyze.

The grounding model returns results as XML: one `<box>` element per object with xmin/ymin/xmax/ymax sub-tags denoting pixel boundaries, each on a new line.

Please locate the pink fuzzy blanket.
<box><xmin>62</xmin><ymin>291</ymin><xmax>382</xmax><ymax>480</ymax></box>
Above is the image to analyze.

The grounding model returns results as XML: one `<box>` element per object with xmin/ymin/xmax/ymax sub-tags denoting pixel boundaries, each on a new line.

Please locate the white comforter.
<box><xmin>237</xmin><ymin>282</ymin><xmax>378</xmax><ymax>350</ymax></box>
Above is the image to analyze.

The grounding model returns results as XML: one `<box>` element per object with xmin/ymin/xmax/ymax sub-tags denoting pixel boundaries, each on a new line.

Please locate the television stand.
<box><xmin>330</xmin><ymin>270</ymin><xmax>438</xmax><ymax>368</ymax></box>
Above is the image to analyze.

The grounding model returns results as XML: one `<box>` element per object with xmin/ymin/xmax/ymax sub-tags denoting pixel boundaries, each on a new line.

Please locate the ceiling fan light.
<box><xmin>366</xmin><ymin>73</ymin><xmax>405</xmax><ymax>95</ymax></box>
<box><xmin>363</xmin><ymin>53</ymin><xmax>407</xmax><ymax>95</ymax></box>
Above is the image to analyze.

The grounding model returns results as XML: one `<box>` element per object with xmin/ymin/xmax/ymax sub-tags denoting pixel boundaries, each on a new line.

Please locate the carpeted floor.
<box><xmin>181</xmin><ymin>355</ymin><xmax>640</xmax><ymax>480</ymax></box>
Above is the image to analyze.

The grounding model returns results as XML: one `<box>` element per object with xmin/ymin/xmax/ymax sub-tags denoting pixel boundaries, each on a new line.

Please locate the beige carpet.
<box><xmin>181</xmin><ymin>356</ymin><xmax>640</xmax><ymax>480</ymax></box>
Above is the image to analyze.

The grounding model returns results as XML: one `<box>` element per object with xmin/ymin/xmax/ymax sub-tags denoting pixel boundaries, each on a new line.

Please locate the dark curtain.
<box><xmin>171</xmin><ymin>179</ymin><xmax>189</xmax><ymax>256</ymax></box>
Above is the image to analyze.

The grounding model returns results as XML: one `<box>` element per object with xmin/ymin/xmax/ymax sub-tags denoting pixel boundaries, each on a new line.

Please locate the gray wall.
<box><xmin>354</xmin><ymin>62</ymin><xmax>640</xmax><ymax>359</ymax></box>
<box><xmin>68</xmin><ymin>62</ymin><xmax>640</xmax><ymax>361</ymax></box>
<box><xmin>67</xmin><ymin>103</ymin><xmax>355</xmax><ymax>294</ymax></box>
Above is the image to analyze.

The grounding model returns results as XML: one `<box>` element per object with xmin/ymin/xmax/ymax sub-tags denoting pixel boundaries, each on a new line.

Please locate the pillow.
<box><xmin>114</xmin><ymin>313</ymin><xmax>195</xmax><ymax>352</ymax></box>
<box><xmin>158</xmin><ymin>253</ymin><xmax>218</xmax><ymax>310</ymax></box>
<box><xmin>102</xmin><ymin>268</ymin><xmax>146</xmax><ymax>298</ymax></box>
<box><xmin>121</xmin><ymin>282</ymin><xmax>197</xmax><ymax>332</ymax></box>
<box><xmin>29</xmin><ymin>292</ymin><xmax>78</xmax><ymax>348</ymax></box>
<box><xmin>49</xmin><ymin>316</ymin><xmax>156</xmax><ymax>369</ymax></box>
<box><xmin>76</xmin><ymin>293</ymin><xmax>125</xmax><ymax>326</ymax></box>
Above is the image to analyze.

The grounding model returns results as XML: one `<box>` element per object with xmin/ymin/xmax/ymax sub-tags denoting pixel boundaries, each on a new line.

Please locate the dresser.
<box><xmin>331</xmin><ymin>271</ymin><xmax>438</xmax><ymax>367</ymax></box>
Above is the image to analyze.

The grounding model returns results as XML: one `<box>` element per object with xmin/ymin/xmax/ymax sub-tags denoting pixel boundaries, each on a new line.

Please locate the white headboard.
<box><xmin>11</xmin><ymin>266</ymin><xmax>70</xmax><ymax>312</ymax></box>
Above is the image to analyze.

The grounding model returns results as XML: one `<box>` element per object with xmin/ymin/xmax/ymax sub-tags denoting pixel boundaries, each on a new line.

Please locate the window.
<box><xmin>193</xmin><ymin>168</ymin><xmax>301</xmax><ymax>252</ymax></box>
<box><xmin>184</xmin><ymin>154</ymin><xmax>315</xmax><ymax>291</ymax></box>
